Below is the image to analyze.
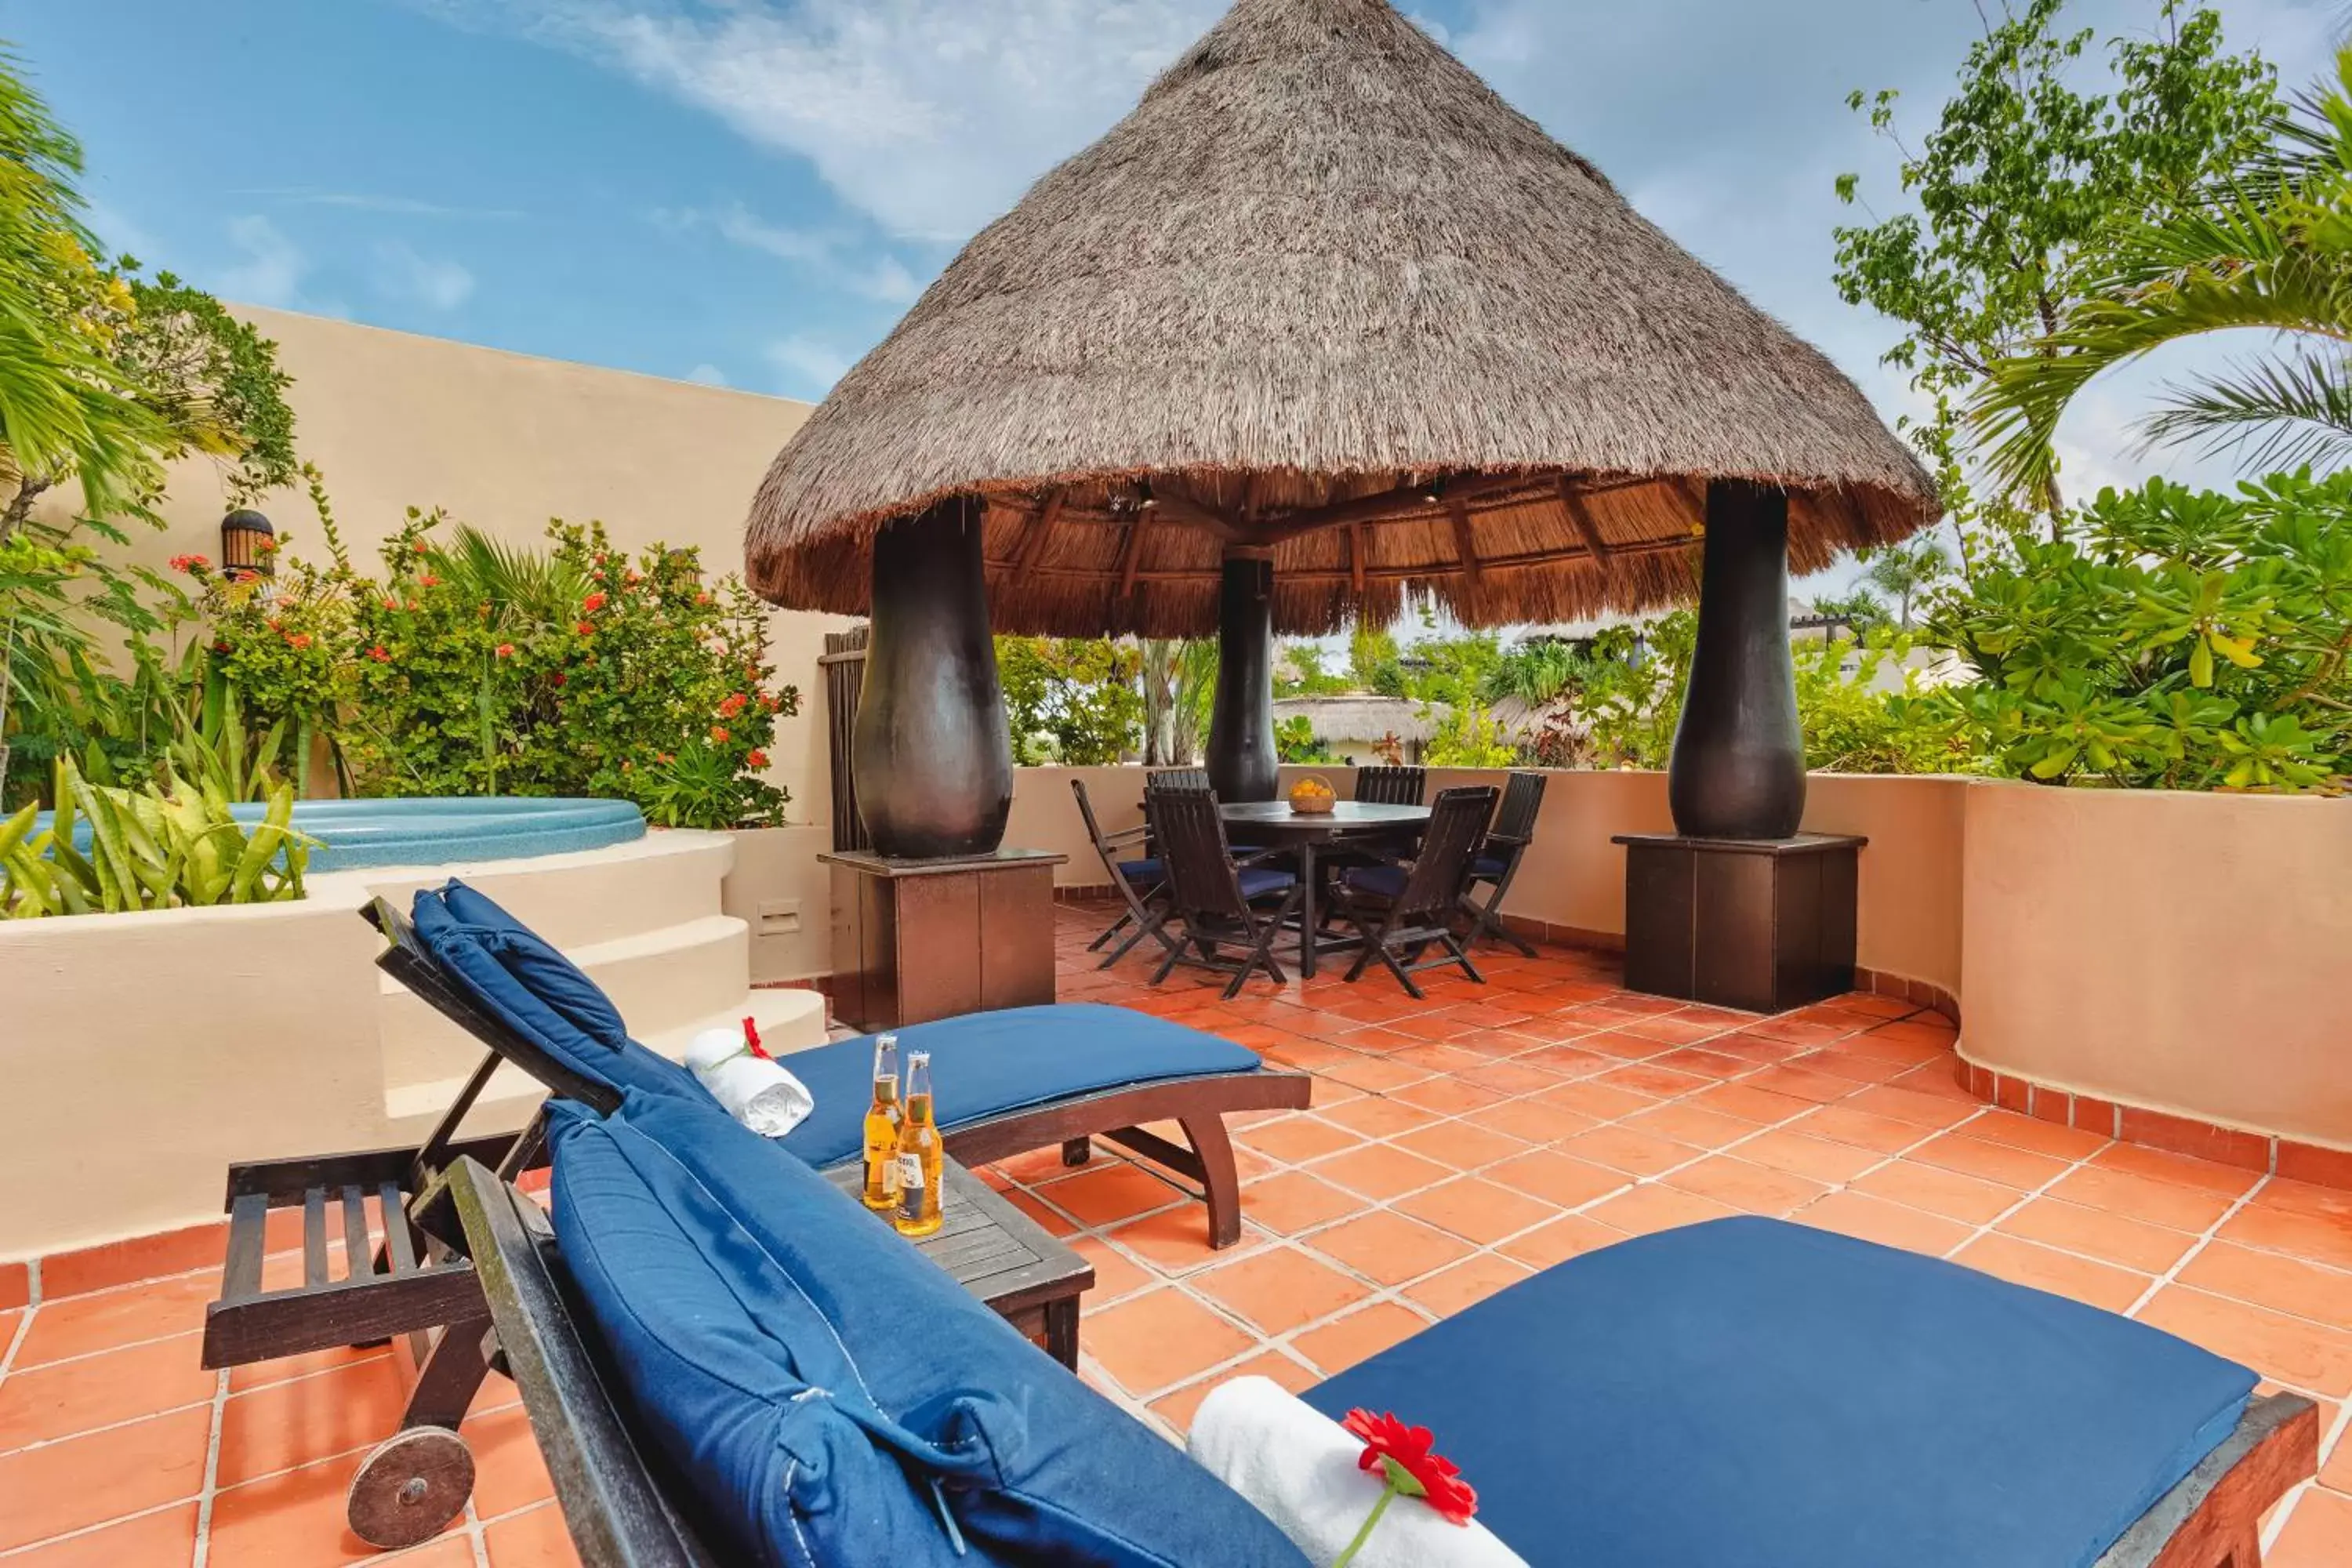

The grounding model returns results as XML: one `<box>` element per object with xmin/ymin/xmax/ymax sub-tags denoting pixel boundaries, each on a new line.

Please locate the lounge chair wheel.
<box><xmin>347</xmin><ymin>1426</ymin><xmax>474</xmax><ymax>1550</ymax></box>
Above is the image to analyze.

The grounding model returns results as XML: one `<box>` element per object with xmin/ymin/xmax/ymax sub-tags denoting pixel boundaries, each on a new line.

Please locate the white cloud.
<box><xmin>218</xmin><ymin>216</ymin><xmax>311</xmax><ymax>309</ymax></box>
<box><xmin>485</xmin><ymin>0</ymin><xmax>1223</xmax><ymax>241</ymax></box>
<box><xmin>684</xmin><ymin>361</ymin><xmax>729</xmax><ymax>386</ymax></box>
<box><xmin>690</xmin><ymin>201</ymin><xmax>924</xmax><ymax>303</ymax></box>
<box><xmin>238</xmin><ymin>189</ymin><xmax>528</xmax><ymax>221</ymax></box>
<box><xmin>375</xmin><ymin>241</ymin><xmax>477</xmax><ymax>310</ymax></box>
<box><xmin>767</xmin><ymin>335</ymin><xmax>853</xmax><ymax>394</ymax></box>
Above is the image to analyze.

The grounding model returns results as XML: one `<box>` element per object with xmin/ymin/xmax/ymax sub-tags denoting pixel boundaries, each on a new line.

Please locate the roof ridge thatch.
<box><xmin>746</xmin><ymin>0</ymin><xmax>1939</xmax><ymax>637</ymax></box>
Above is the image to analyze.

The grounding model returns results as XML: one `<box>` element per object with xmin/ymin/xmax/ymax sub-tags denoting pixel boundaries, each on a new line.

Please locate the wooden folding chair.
<box><xmin>1148</xmin><ymin>787</ymin><xmax>1302</xmax><ymax>1000</ymax></box>
<box><xmin>1069</xmin><ymin>777</ymin><xmax>1177</xmax><ymax>968</ymax></box>
<box><xmin>1353</xmin><ymin>764</ymin><xmax>1426</xmax><ymax>805</ymax></box>
<box><xmin>1462</xmin><ymin>771</ymin><xmax>1548</xmax><ymax>956</ymax></box>
<box><xmin>1330</xmin><ymin>785</ymin><xmax>1498</xmax><ymax>998</ymax></box>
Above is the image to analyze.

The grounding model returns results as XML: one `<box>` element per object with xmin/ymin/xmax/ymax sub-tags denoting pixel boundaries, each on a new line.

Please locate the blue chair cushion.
<box><xmin>775</xmin><ymin>1004</ymin><xmax>1263</xmax><ymax>1167</ymax></box>
<box><xmin>1116</xmin><ymin>857</ymin><xmax>1163</xmax><ymax>884</ymax></box>
<box><xmin>1342</xmin><ymin>864</ymin><xmax>1407</xmax><ymax>899</ymax></box>
<box><xmin>438</xmin><ymin>881</ymin><xmax>629</xmax><ymax>1049</ymax></box>
<box><xmin>1237</xmin><ymin>868</ymin><xmax>1295</xmax><ymax>901</ymax></box>
<box><xmin>551</xmin><ymin>1091</ymin><xmax>1309</xmax><ymax>1567</ymax></box>
<box><xmin>409</xmin><ymin>885</ymin><xmax>707</xmax><ymax>1105</ymax></box>
<box><xmin>1470</xmin><ymin>855</ymin><xmax>1508</xmax><ymax>880</ymax></box>
<box><xmin>1302</xmin><ymin>1217</ymin><xmax>2256</xmax><ymax>1568</ymax></box>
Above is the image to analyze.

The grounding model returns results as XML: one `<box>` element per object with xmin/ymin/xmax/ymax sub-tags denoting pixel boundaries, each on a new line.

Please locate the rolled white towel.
<box><xmin>1189</xmin><ymin>1377</ymin><xmax>1526</xmax><ymax>1568</ymax></box>
<box><xmin>684</xmin><ymin>1025</ymin><xmax>815</xmax><ymax>1138</ymax></box>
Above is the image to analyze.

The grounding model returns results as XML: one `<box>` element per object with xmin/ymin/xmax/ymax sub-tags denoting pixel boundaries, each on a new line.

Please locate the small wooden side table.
<box><xmin>819</xmin><ymin>847</ymin><xmax>1067</xmax><ymax>1031</ymax></box>
<box><xmin>822</xmin><ymin>1157</ymin><xmax>1094</xmax><ymax>1368</ymax></box>
<box><xmin>1613</xmin><ymin>832</ymin><xmax>1867</xmax><ymax>1014</ymax></box>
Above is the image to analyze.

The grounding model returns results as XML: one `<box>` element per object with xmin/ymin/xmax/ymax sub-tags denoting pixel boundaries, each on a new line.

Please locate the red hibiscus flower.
<box><xmin>417</xmin><ymin>574</ymin><xmax>441</xmax><ymax>588</ymax></box>
<box><xmin>1342</xmin><ymin>1410</ymin><xmax>1477</xmax><ymax>1526</ymax></box>
<box><xmin>575</xmin><ymin>620</ymin><xmax>594</xmax><ymax>636</ymax></box>
<box><xmin>710</xmin><ymin>726</ymin><xmax>731</xmax><ymax>744</ymax></box>
<box><xmin>368</xmin><ymin>644</ymin><xmax>391</xmax><ymax>662</ymax></box>
<box><xmin>740</xmin><ymin>1016</ymin><xmax>770</xmax><ymax>1059</ymax></box>
<box><xmin>718</xmin><ymin>692</ymin><xmax>747</xmax><ymax>718</ymax></box>
<box><xmin>412</xmin><ymin>539</ymin><xmax>430</xmax><ymax>554</ymax></box>
<box><xmin>583</xmin><ymin>591</ymin><xmax>608</xmax><ymax>614</ymax></box>
<box><xmin>552</xmin><ymin>673</ymin><xmax>568</xmax><ymax>687</ymax></box>
<box><xmin>746</xmin><ymin>749</ymin><xmax>769</xmax><ymax>769</ymax></box>
<box><xmin>288</xmin><ymin>633</ymin><xmax>313</xmax><ymax>650</ymax></box>
<box><xmin>495</xmin><ymin>642</ymin><xmax>515</xmax><ymax>658</ymax></box>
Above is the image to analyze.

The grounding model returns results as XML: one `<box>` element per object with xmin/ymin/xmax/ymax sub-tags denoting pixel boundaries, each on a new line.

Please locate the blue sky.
<box><xmin>4</xmin><ymin>0</ymin><xmax>2333</xmax><ymax>515</ymax></box>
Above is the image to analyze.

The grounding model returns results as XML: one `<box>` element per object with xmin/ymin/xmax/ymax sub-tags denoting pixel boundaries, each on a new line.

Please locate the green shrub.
<box><xmin>1</xmin><ymin>757</ymin><xmax>308</xmax><ymax>917</ymax></box>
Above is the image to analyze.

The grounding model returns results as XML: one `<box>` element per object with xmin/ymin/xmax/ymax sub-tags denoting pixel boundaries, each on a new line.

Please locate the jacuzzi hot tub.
<box><xmin>39</xmin><ymin>795</ymin><xmax>648</xmax><ymax>873</ymax></box>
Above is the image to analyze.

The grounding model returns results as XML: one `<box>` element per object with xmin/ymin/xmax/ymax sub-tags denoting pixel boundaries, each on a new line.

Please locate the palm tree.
<box><xmin>1860</xmin><ymin>539</ymin><xmax>1950</xmax><ymax>628</ymax></box>
<box><xmin>1970</xmin><ymin>49</ymin><xmax>2352</xmax><ymax>496</ymax></box>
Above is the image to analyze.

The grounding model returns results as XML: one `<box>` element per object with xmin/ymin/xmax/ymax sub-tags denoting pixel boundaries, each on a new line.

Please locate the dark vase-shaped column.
<box><xmin>1666</xmin><ymin>479</ymin><xmax>1806</xmax><ymax>839</ymax></box>
<box><xmin>853</xmin><ymin>498</ymin><xmax>1014</xmax><ymax>858</ymax></box>
<box><xmin>1206</xmin><ymin>549</ymin><xmax>1279</xmax><ymax>801</ymax></box>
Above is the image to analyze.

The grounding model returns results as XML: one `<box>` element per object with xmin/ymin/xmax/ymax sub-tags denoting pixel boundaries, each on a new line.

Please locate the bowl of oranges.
<box><xmin>1287</xmin><ymin>775</ymin><xmax>1338</xmax><ymax>815</ymax></box>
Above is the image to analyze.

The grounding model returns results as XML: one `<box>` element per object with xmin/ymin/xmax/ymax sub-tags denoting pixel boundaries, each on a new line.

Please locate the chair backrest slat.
<box><xmin>1493</xmin><ymin>771</ymin><xmax>1548</xmax><ymax>844</ymax></box>
<box><xmin>1396</xmin><ymin>786</ymin><xmax>1499</xmax><ymax>923</ymax></box>
<box><xmin>1149</xmin><ymin>789</ymin><xmax>1251</xmax><ymax>923</ymax></box>
<box><xmin>1356</xmin><ymin>766</ymin><xmax>1426</xmax><ymax>806</ymax></box>
<box><xmin>1145</xmin><ymin>768</ymin><xmax>1210</xmax><ymax>796</ymax></box>
<box><xmin>1069</xmin><ymin>778</ymin><xmax>1128</xmax><ymax>880</ymax></box>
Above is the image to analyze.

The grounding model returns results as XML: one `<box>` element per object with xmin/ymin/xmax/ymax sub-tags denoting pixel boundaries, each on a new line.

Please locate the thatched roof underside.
<box><xmin>746</xmin><ymin>0</ymin><xmax>1940</xmax><ymax>637</ymax></box>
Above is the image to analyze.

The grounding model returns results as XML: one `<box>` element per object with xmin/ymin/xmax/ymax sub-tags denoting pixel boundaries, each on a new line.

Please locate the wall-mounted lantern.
<box><xmin>220</xmin><ymin>510</ymin><xmax>276</xmax><ymax>581</ymax></box>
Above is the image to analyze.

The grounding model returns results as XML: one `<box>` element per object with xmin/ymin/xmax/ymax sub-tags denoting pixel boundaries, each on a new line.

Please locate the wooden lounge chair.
<box><xmin>201</xmin><ymin>884</ymin><xmax>1306</xmax><ymax>1548</ymax></box>
<box><xmin>1328</xmin><ymin>784</ymin><xmax>1497</xmax><ymax>997</ymax></box>
<box><xmin>446</xmin><ymin>1145</ymin><xmax>2320</xmax><ymax>1568</ymax></box>
<box><xmin>1461</xmin><ymin>769</ymin><xmax>1546</xmax><ymax>955</ymax></box>
<box><xmin>1149</xmin><ymin>786</ymin><xmax>1303</xmax><ymax>999</ymax></box>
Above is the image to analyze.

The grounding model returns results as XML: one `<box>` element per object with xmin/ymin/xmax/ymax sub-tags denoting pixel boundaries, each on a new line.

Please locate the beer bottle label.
<box><xmin>897</xmin><ymin>1153</ymin><xmax>924</xmax><ymax>1190</ymax></box>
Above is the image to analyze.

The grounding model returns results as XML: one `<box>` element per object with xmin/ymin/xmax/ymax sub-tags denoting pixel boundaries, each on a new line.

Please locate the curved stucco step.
<box><xmin>381</xmin><ymin>986</ymin><xmax>829</xmax><ymax>1140</ymax></box>
<box><xmin>352</xmin><ymin>828</ymin><xmax>736</xmax><ymax>950</ymax></box>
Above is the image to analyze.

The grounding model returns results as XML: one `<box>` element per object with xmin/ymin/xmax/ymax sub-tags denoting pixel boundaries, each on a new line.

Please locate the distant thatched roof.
<box><xmin>1274</xmin><ymin>695</ymin><xmax>1446</xmax><ymax>745</ymax></box>
<box><xmin>746</xmin><ymin>0</ymin><xmax>1939</xmax><ymax>637</ymax></box>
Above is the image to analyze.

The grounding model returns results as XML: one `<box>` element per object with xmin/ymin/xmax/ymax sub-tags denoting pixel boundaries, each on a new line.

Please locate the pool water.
<box><xmin>35</xmin><ymin>796</ymin><xmax>648</xmax><ymax>873</ymax></box>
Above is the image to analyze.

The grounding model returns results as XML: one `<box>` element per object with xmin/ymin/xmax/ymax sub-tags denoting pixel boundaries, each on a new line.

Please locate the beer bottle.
<box><xmin>860</xmin><ymin>1034</ymin><xmax>902</xmax><ymax>1211</ymax></box>
<box><xmin>893</xmin><ymin>1050</ymin><xmax>944</xmax><ymax>1238</ymax></box>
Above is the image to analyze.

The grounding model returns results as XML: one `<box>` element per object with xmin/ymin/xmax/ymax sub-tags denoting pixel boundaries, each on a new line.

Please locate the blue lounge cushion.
<box><xmin>550</xmin><ymin>1091</ymin><xmax>1308</xmax><ymax>1567</ymax></box>
<box><xmin>1302</xmin><ymin>1217</ymin><xmax>2256</xmax><ymax>1568</ymax></box>
<box><xmin>1116</xmin><ymin>856</ymin><xmax>1163</xmax><ymax>884</ymax></box>
<box><xmin>1237</xmin><ymin>867</ymin><xmax>1294</xmax><ymax>901</ymax></box>
<box><xmin>409</xmin><ymin>884</ymin><xmax>706</xmax><ymax>1105</ymax></box>
<box><xmin>438</xmin><ymin>881</ymin><xmax>629</xmax><ymax>1050</ymax></box>
<box><xmin>1342</xmin><ymin>864</ymin><xmax>1407</xmax><ymax>899</ymax></box>
<box><xmin>775</xmin><ymin>1004</ymin><xmax>1263</xmax><ymax>1167</ymax></box>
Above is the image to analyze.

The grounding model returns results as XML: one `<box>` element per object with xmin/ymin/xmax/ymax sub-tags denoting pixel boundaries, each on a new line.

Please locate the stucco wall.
<box><xmin>37</xmin><ymin>304</ymin><xmax>857</xmax><ymax>826</ymax></box>
<box><xmin>1958</xmin><ymin>783</ymin><xmax>2352</xmax><ymax>1147</ymax></box>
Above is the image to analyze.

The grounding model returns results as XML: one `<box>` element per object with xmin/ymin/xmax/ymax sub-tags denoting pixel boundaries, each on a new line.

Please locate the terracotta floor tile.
<box><xmin>2251</xmin><ymin>1178</ymin><xmax>2352</xmax><ymax>1225</ymax></box>
<box><xmin>1851</xmin><ymin>1160</ymin><xmax>2025</xmax><ymax>1226</ymax></box>
<box><xmin>1788</xmin><ymin>1104</ymin><xmax>1938</xmax><ymax>1155</ymax></box>
<box><xmin>1555</xmin><ymin>1126</ymin><xmax>1697</xmax><ymax>1178</ymax></box>
<box><xmin>1033</xmin><ymin>1162</ymin><xmax>1189</xmax><ymax>1229</ymax></box>
<box><xmin>205</xmin><ymin>1452</ymin><xmax>389</xmax><ymax>1566</ymax></box>
<box><xmin>1995</xmin><ymin>1198</ymin><xmax>2201</xmax><ymax>1276</ymax></box>
<box><xmin>1960</xmin><ymin>1109</ymin><xmax>2114</xmax><ymax>1160</ymax></box>
<box><xmin>1305</xmin><ymin>1143</ymin><xmax>1454</xmax><ymax>1203</ymax></box>
<box><xmin>2</xmin><ymin>1501</ymin><xmax>199</xmax><ymax>1567</ymax></box>
<box><xmin>1465</xmin><ymin>1098</ymin><xmax>1599</xmax><ymax>1145</ymax></box>
<box><xmin>1392</xmin><ymin>1177</ymin><xmax>1560</xmax><ymax>1246</ymax></box>
<box><xmin>1452</xmin><ymin>1060</ymin><xmax>1563</xmax><ymax>1098</ymax></box>
<box><xmin>0</xmin><ymin>1333</ymin><xmax>216</xmax><ymax>1450</ymax></box>
<box><xmin>1238</xmin><ymin>1171</ymin><xmax>1370</xmax><ymax>1237</ymax></box>
<box><xmin>486</xmin><ymin>1503</ymin><xmax>586</xmax><ymax>1567</ymax></box>
<box><xmin>1306</xmin><ymin>1210</ymin><xmax>1475</xmax><ymax>1287</ymax></box>
<box><xmin>1315</xmin><ymin>1054</ymin><xmax>1435</xmax><ymax>1094</ymax></box>
<box><xmin>1663</xmin><ymin>1156</ymin><xmax>1829</xmax><ymax>1218</ymax></box>
<box><xmin>0</xmin><ymin>1406</ymin><xmax>212</xmax><ymax>1552</ymax></box>
<box><xmin>2176</xmin><ymin>1242</ymin><xmax>2352</xmax><ymax>1333</ymax></box>
<box><xmin>1738</xmin><ymin>1065</ymin><xmax>1867</xmax><ymax>1105</ymax></box>
<box><xmin>1082</xmin><ymin>1288</ymin><xmax>1261</xmax><ymax>1397</ymax></box>
<box><xmin>2220</xmin><ymin>1203</ymin><xmax>2352</xmax><ymax>1273</ymax></box>
<box><xmin>1954</xmin><ymin>1233</ymin><xmax>2150</xmax><ymax>1313</ymax></box>
<box><xmin>1574</xmin><ymin>1028</ymin><xmax>1671</xmax><ymax>1062</ymax></box>
<box><xmin>1840</xmin><ymin>1083</ymin><xmax>1979</xmax><ymax>1128</ymax></box>
<box><xmin>41</xmin><ymin>1225</ymin><xmax>226</xmax><ymax>1301</ymax></box>
<box><xmin>1000</xmin><ymin>1189</ymin><xmax>1080</xmax><ymax>1238</ymax></box>
<box><xmin>1388</xmin><ymin>1118</ymin><xmax>1530</xmax><ymax>1172</ymax></box>
<box><xmin>1499</xmin><ymin>1214</ymin><xmax>1631</xmax><ymax>1269</ymax></box>
<box><xmin>1683</xmin><ymin>1083</ymin><xmax>1822</xmax><ymax>1127</ymax></box>
<box><xmin>2136</xmin><ymin>1286</ymin><xmax>2352</xmax><ymax>1396</ymax></box>
<box><xmin>1737</xmin><ymin>1015</ymin><xmax>1853</xmax><ymax>1047</ymax></box>
<box><xmin>215</xmin><ymin>1352</ymin><xmax>416</xmax><ymax>1486</ymax></box>
<box><xmin>1388</xmin><ymin>1075</ymin><xmax>1508</xmax><ymax>1116</ymax></box>
<box><xmin>1706</xmin><ymin>1032</ymin><xmax>1812</xmax><ymax>1065</ymax></box>
<box><xmin>2045</xmin><ymin>1166</ymin><xmax>2236</xmax><ymax>1235</ymax></box>
<box><xmin>2270</xmin><ymin>1487</ymin><xmax>2352</xmax><ymax>1568</ymax></box>
<box><xmin>11</xmin><ymin>1275</ymin><xmax>216</xmax><ymax>1369</ymax></box>
<box><xmin>1908</xmin><ymin>1132</ymin><xmax>2076</xmax><ymax>1191</ymax></box>
<box><xmin>1192</xmin><ymin>1248</ymin><xmax>1373</xmax><ymax>1334</ymax></box>
<box><xmin>1388</xmin><ymin>1043</ymin><xmax>1496</xmax><ymax>1076</ymax></box>
<box><xmin>1483</xmin><ymin>1149</ymin><xmax>1633</xmax><ymax>1210</ymax></box>
<box><xmin>1537</xmin><ymin>1081</ymin><xmax>1663</xmax><ymax>1123</ymax></box>
<box><xmin>470</xmin><ymin>1400</ymin><xmax>557</xmax><ymax>1519</ymax></box>
<box><xmin>1591</xmin><ymin>1062</ymin><xmax>1719</xmax><ymax>1100</ymax></box>
<box><xmin>1101</xmin><ymin>1207</ymin><xmax>1260</xmax><ymax>1273</ymax></box>
<box><xmin>1068</xmin><ymin>1236</ymin><xmax>1156</xmax><ymax>1304</ymax></box>
<box><xmin>1584</xmin><ymin>1184</ymin><xmax>1742</xmax><ymax>1237</ymax></box>
<box><xmin>1312</xmin><ymin>1095</ymin><xmax>1432</xmax><ymax>1138</ymax></box>
<box><xmin>1640</xmin><ymin>1047</ymin><xmax>1754</xmax><ymax>1083</ymax></box>
<box><xmin>1291</xmin><ymin>1302</ymin><xmax>1433</xmax><ymax>1376</ymax></box>
<box><xmin>1234</xmin><ymin>1114</ymin><xmax>1363</xmax><ymax>1165</ymax></box>
<box><xmin>1147</xmin><ymin>1352</ymin><xmax>1320</xmax><ymax>1437</ymax></box>
<box><xmin>1404</xmin><ymin>1254</ymin><xmax>1536</xmax><ymax>1316</ymax></box>
<box><xmin>1615</xmin><ymin>1013</ymin><xmax>1733</xmax><ymax>1047</ymax></box>
<box><xmin>1622</xmin><ymin>1102</ymin><xmax>1762</xmax><ymax>1152</ymax></box>
<box><xmin>1734</xmin><ymin>1128</ymin><xmax>1886</xmax><ymax>1185</ymax></box>
<box><xmin>1792</xmin><ymin>1190</ymin><xmax>1974</xmax><ymax>1257</ymax></box>
<box><xmin>2089</xmin><ymin>1142</ymin><xmax>2266</xmax><ymax>1199</ymax></box>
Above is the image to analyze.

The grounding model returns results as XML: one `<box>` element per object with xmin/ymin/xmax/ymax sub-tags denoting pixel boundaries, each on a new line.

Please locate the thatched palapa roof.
<box><xmin>745</xmin><ymin>0</ymin><xmax>1939</xmax><ymax>637</ymax></box>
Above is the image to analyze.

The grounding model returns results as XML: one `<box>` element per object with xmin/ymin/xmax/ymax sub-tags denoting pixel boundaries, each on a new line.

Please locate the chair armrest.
<box><xmin>1104</xmin><ymin>826</ymin><xmax>1152</xmax><ymax>849</ymax></box>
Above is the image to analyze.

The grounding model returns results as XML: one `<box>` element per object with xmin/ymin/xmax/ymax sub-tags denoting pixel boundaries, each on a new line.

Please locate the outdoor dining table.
<box><xmin>1217</xmin><ymin>800</ymin><xmax>1432</xmax><ymax>978</ymax></box>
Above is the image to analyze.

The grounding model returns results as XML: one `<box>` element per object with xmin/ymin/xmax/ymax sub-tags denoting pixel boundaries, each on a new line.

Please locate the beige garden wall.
<box><xmin>1958</xmin><ymin>783</ymin><xmax>2352</xmax><ymax>1149</ymax></box>
<box><xmin>37</xmin><ymin>304</ymin><xmax>857</xmax><ymax>827</ymax></box>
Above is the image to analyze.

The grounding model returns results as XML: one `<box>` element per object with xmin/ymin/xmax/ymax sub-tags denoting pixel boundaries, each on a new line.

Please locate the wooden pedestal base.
<box><xmin>1614</xmin><ymin>833</ymin><xmax>1865</xmax><ymax>1015</ymax></box>
<box><xmin>820</xmin><ymin>848</ymin><xmax>1068</xmax><ymax>1032</ymax></box>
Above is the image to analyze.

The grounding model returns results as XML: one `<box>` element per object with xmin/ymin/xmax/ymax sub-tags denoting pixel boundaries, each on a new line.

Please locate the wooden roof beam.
<box><xmin>1446</xmin><ymin>495</ymin><xmax>1482</xmax><ymax>585</ymax></box>
<box><xmin>1348</xmin><ymin>520</ymin><xmax>1367</xmax><ymax>595</ymax></box>
<box><xmin>1115</xmin><ymin>513</ymin><xmax>1151</xmax><ymax>598</ymax></box>
<box><xmin>1011</xmin><ymin>489</ymin><xmax>1068</xmax><ymax>573</ymax></box>
<box><xmin>1555</xmin><ymin>477</ymin><xmax>1613</xmax><ymax>561</ymax></box>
